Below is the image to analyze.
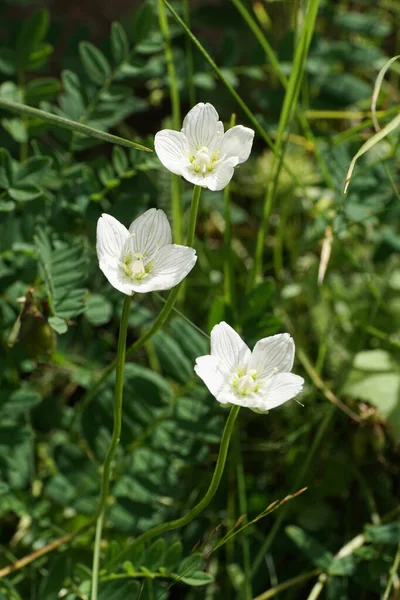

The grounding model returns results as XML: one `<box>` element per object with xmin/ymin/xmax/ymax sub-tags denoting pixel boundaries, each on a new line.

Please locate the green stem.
<box><xmin>90</xmin><ymin>294</ymin><xmax>132</xmax><ymax>600</ymax></box>
<box><xmin>157</xmin><ymin>0</ymin><xmax>183</xmax><ymax>245</ymax></box>
<box><xmin>106</xmin><ymin>405</ymin><xmax>241</xmax><ymax>569</ymax></box>
<box><xmin>73</xmin><ymin>186</ymin><xmax>202</xmax><ymax>424</ymax></box>
<box><xmin>382</xmin><ymin>542</ymin><xmax>400</xmax><ymax>600</ymax></box>
<box><xmin>253</xmin><ymin>568</ymin><xmax>321</xmax><ymax>600</ymax></box>
<box><xmin>187</xmin><ymin>185</ymin><xmax>202</xmax><ymax>244</ymax></box>
<box><xmin>0</xmin><ymin>99</ymin><xmax>152</xmax><ymax>152</ymax></box>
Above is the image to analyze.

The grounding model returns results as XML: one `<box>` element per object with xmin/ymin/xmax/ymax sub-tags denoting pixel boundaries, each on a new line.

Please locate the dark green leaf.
<box><xmin>144</xmin><ymin>538</ymin><xmax>165</xmax><ymax>571</ymax></box>
<box><xmin>79</xmin><ymin>42</ymin><xmax>112</xmax><ymax>85</ymax></box>
<box><xmin>16</xmin><ymin>9</ymin><xmax>50</xmax><ymax>69</ymax></box>
<box><xmin>286</xmin><ymin>526</ymin><xmax>334</xmax><ymax>569</ymax></box>
<box><xmin>164</xmin><ymin>541</ymin><xmax>183</xmax><ymax>571</ymax></box>
<box><xmin>364</xmin><ymin>522</ymin><xmax>400</xmax><ymax>545</ymax></box>
<box><xmin>110</xmin><ymin>22</ymin><xmax>129</xmax><ymax>64</ymax></box>
<box><xmin>133</xmin><ymin>3</ymin><xmax>154</xmax><ymax>46</ymax></box>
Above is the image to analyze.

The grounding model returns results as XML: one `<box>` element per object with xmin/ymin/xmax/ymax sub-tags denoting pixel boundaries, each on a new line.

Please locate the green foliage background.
<box><xmin>0</xmin><ymin>0</ymin><xmax>399</xmax><ymax>598</ymax></box>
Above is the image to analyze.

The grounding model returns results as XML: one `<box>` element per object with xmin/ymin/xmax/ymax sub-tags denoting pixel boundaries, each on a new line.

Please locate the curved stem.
<box><xmin>106</xmin><ymin>404</ymin><xmax>241</xmax><ymax>570</ymax></box>
<box><xmin>73</xmin><ymin>186</ymin><xmax>202</xmax><ymax>425</ymax></box>
<box><xmin>90</xmin><ymin>294</ymin><xmax>132</xmax><ymax>600</ymax></box>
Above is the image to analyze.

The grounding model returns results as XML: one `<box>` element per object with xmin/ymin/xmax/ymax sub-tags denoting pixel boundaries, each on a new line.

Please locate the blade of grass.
<box><xmin>0</xmin><ymin>99</ymin><xmax>152</xmax><ymax>152</ymax></box>
<box><xmin>251</xmin><ymin>0</ymin><xmax>321</xmax><ymax>285</ymax></box>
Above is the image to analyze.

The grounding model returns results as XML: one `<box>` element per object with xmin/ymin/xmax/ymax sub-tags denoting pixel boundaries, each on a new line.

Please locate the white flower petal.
<box><xmin>182</xmin><ymin>102</ymin><xmax>219</xmax><ymax>149</ymax></box>
<box><xmin>194</xmin><ymin>355</ymin><xmax>227</xmax><ymax>397</ymax></box>
<box><xmin>98</xmin><ymin>260</ymin><xmax>134</xmax><ymax>296</ymax></box>
<box><xmin>154</xmin><ymin>130</ymin><xmax>190</xmax><ymax>175</ymax></box>
<box><xmin>262</xmin><ymin>373</ymin><xmax>304</xmax><ymax>409</ymax></box>
<box><xmin>128</xmin><ymin>209</ymin><xmax>172</xmax><ymax>256</ymax></box>
<box><xmin>220</xmin><ymin>125</ymin><xmax>255</xmax><ymax>164</ymax></box>
<box><xmin>206</xmin><ymin>157</ymin><xmax>237</xmax><ymax>191</ymax></box>
<box><xmin>130</xmin><ymin>244</ymin><xmax>196</xmax><ymax>293</ymax></box>
<box><xmin>210</xmin><ymin>322</ymin><xmax>251</xmax><ymax>373</ymax></box>
<box><xmin>96</xmin><ymin>214</ymin><xmax>129</xmax><ymax>264</ymax></box>
<box><xmin>249</xmin><ymin>333</ymin><xmax>295</xmax><ymax>379</ymax></box>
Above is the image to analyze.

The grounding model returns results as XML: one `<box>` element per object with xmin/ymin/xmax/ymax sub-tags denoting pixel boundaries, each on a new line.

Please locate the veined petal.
<box><xmin>261</xmin><ymin>373</ymin><xmax>304</xmax><ymax>409</ymax></box>
<box><xmin>249</xmin><ymin>333</ymin><xmax>295</xmax><ymax>379</ymax></box>
<box><xmin>182</xmin><ymin>102</ymin><xmax>219</xmax><ymax>149</ymax></box>
<box><xmin>130</xmin><ymin>244</ymin><xmax>196</xmax><ymax>293</ymax></box>
<box><xmin>220</xmin><ymin>125</ymin><xmax>255</xmax><ymax>164</ymax></box>
<box><xmin>210</xmin><ymin>322</ymin><xmax>251</xmax><ymax>373</ymax></box>
<box><xmin>98</xmin><ymin>260</ymin><xmax>134</xmax><ymax>296</ymax></box>
<box><xmin>128</xmin><ymin>209</ymin><xmax>172</xmax><ymax>255</ymax></box>
<box><xmin>154</xmin><ymin>130</ymin><xmax>190</xmax><ymax>175</ymax></box>
<box><xmin>96</xmin><ymin>214</ymin><xmax>129</xmax><ymax>264</ymax></box>
<box><xmin>206</xmin><ymin>157</ymin><xmax>237</xmax><ymax>191</ymax></box>
<box><xmin>194</xmin><ymin>355</ymin><xmax>227</xmax><ymax>397</ymax></box>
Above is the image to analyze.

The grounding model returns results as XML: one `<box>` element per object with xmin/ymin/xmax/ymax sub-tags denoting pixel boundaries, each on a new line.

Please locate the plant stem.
<box><xmin>90</xmin><ymin>294</ymin><xmax>132</xmax><ymax>600</ymax></box>
<box><xmin>234</xmin><ymin>436</ymin><xmax>252</xmax><ymax>600</ymax></box>
<box><xmin>0</xmin><ymin>99</ymin><xmax>152</xmax><ymax>152</ymax></box>
<box><xmin>106</xmin><ymin>405</ymin><xmax>241</xmax><ymax>570</ymax></box>
<box><xmin>157</xmin><ymin>0</ymin><xmax>183</xmax><ymax>245</ymax></box>
<box><xmin>187</xmin><ymin>185</ymin><xmax>202</xmax><ymax>244</ymax></box>
<box><xmin>382</xmin><ymin>542</ymin><xmax>400</xmax><ymax>600</ymax></box>
<box><xmin>73</xmin><ymin>186</ymin><xmax>202</xmax><ymax>424</ymax></box>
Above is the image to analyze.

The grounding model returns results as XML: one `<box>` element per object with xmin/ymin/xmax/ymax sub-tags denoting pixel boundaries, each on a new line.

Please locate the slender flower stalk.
<box><xmin>90</xmin><ymin>294</ymin><xmax>132</xmax><ymax>600</ymax></box>
<box><xmin>106</xmin><ymin>404</ymin><xmax>241</xmax><ymax>570</ymax></box>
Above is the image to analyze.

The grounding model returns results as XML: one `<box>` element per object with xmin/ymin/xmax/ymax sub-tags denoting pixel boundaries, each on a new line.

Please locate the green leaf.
<box><xmin>153</xmin><ymin>330</ymin><xmax>193</xmax><ymax>383</ymax></box>
<box><xmin>0</xmin><ymin>48</ymin><xmax>16</xmax><ymax>75</ymax></box>
<box><xmin>25</xmin><ymin>78</ymin><xmax>61</xmax><ymax>105</ymax></box>
<box><xmin>128</xmin><ymin>543</ymin><xmax>144</xmax><ymax>568</ymax></box>
<box><xmin>133</xmin><ymin>3</ymin><xmax>154</xmax><ymax>46</ymax></box>
<box><xmin>98</xmin><ymin>580</ymin><xmax>140</xmax><ymax>599</ymax></box>
<box><xmin>286</xmin><ymin>526</ymin><xmax>334</xmax><ymax>569</ymax></box>
<box><xmin>144</xmin><ymin>538</ymin><xmax>165</xmax><ymax>571</ymax></box>
<box><xmin>353</xmin><ymin>350</ymin><xmax>394</xmax><ymax>372</ymax></box>
<box><xmin>178</xmin><ymin>553</ymin><xmax>203</xmax><ymax>577</ymax></box>
<box><xmin>2</xmin><ymin>118</ymin><xmax>27</xmax><ymax>143</ymax></box>
<box><xmin>328</xmin><ymin>555</ymin><xmax>356</xmax><ymax>576</ymax></box>
<box><xmin>0</xmin><ymin>148</ymin><xmax>13</xmax><ymax>189</ymax></box>
<box><xmin>180</xmin><ymin>571</ymin><xmax>214</xmax><ymax>586</ymax></box>
<box><xmin>8</xmin><ymin>387</ymin><xmax>41</xmax><ymax>413</ymax></box>
<box><xmin>9</xmin><ymin>184</ymin><xmax>42</xmax><ymax>202</ymax></box>
<box><xmin>110</xmin><ymin>22</ymin><xmax>129</xmax><ymax>64</ymax></box>
<box><xmin>16</xmin><ymin>9</ymin><xmax>50</xmax><ymax>69</ymax></box>
<box><xmin>34</xmin><ymin>229</ymin><xmax>88</xmax><ymax>331</ymax></box>
<box><xmin>112</xmin><ymin>146</ymin><xmax>129</xmax><ymax>176</ymax></box>
<box><xmin>364</xmin><ymin>522</ymin><xmax>400</xmax><ymax>545</ymax></box>
<box><xmin>79</xmin><ymin>41</ymin><xmax>112</xmax><ymax>85</ymax></box>
<box><xmin>15</xmin><ymin>157</ymin><xmax>52</xmax><ymax>185</ymax></box>
<box><xmin>164</xmin><ymin>541</ymin><xmax>183</xmax><ymax>571</ymax></box>
<box><xmin>85</xmin><ymin>294</ymin><xmax>113</xmax><ymax>326</ymax></box>
<box><xmin>48</xmin><ymin>316</ymin><xmax>68</xmax><ymax>334</ymax></box>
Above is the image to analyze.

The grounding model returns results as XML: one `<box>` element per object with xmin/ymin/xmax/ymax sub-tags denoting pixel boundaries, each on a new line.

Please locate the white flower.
<box><xmin>154</xmin><ymin>102</ymin><xmax>255</xmax><ymax>191</ymax></box>
<box><xmin>96</xmin><ymin>208</ymin><xmax>197</xmax><ymax>295</ymax></box>
<box><xmin>194</xmin><ymin>322</ymin><xmax>304</xmax><ymax>413</ymax></box>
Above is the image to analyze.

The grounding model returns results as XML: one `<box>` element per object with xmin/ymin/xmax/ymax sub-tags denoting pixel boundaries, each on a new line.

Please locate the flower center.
<box><xmin>232</xmin><ymin>368</ymin><xmax>260</xmax><ymax>396</ymax></box>
<box><xmin>190</xmin><ymin>146</ymin><xmax>218</xmax><ymax>175</ymax></box>
<box><xmin>121</xmin><ymin>251</ymin><xmax>151</xmax><ymax>281</ymax></box>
